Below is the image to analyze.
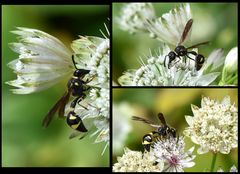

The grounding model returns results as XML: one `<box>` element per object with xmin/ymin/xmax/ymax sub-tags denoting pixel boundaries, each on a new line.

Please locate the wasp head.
<box><xmin>74</xmin><ymin>69</ymin><xmax>90</xmax><ymax>78</ymax></box>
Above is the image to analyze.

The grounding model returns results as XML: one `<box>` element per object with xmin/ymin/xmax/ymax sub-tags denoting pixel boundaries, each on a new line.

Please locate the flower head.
<box><xmin>184</xmin><ymin>96</ymin><xmax>238</xmax><ymax>154</ymax></box>
<box><xmin>152</xmin><ymin>136</ymin><xmax>195</xmax><ymax>172</ymax></box>
<box><xmin>117</xmin><ymin>3</ymin><xmax>192</xmax><ymax>45</ymax></box>
<box><xmin>118</xmin><ymin>44</ymin><xmax>224</xmax><ymax>86</ymax></box>
<box><xmin>6</xmin><ymin>27</ymin><xmax>73</xmax><ymax>94</ymax></box>
<box><xmin>117</xmin><ymin>3</ymin><xmax>156</xmax><ymax>34</ymax></box>
<box><xmin>113</xmin><ymin>148</ymin><xmax>164</xmax><ymax>172</ymax></box>
<box><xmin>146</xmin><ymin>3</ymin><xmax>192</xmax><ymax>45</ymax></box>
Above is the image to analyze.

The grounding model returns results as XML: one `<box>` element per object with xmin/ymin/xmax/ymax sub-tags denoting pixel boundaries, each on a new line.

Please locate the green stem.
<box><xmin>210</xmin><ymin>153</ymin><xmax>217</xmax><ymax>172</ymax></box>
<box><xmin>226</xmin><ymin>75</ymin><xmax>238</xmax><ymax>84</ymax></box>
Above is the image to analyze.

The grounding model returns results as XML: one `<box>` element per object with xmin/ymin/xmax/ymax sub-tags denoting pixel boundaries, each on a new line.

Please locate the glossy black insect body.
<box><xmin>164</xmin><ymin>19</ymin><xmax>209</xmax><ymax>71</ymax></box>
<box><xmin>42</xmin><ymin>55</ymin><xmax>91</xmax><ymax>134</ymax></box>
<box><xmin>132</xmin><ymin>113</ymin><xmax>176</xmax><ymax>152</ymax></box>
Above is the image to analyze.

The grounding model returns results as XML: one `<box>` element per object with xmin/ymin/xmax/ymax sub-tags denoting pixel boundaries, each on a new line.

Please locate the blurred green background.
<box><xmin>2</xmin><ymin>5</ymin><xmax>109</xmax><ymax>167</ymax></box>
<box><xmin>112</xmin><ymin>3</ymin><xmax>238</xmax><ymax>84</ymax></box>
<box><xmin>113</xmin><ymin>88</ymin><xmax>238</xmax><ymax>172</ymax></box>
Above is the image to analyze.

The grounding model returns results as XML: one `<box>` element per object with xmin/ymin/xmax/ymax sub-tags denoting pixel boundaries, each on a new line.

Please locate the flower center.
<box><xmin>169</xmin><ymin>155</ymin><xmax>179</xmax><ymax>165</ymax></box>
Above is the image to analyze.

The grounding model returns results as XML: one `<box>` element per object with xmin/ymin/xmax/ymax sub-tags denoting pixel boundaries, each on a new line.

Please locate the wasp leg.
<box><xmin>70</xmin><ymin>95</ymin><xmax>88</xmax><ymax>111</ymax></box>
<box><xmin>163</xmin><ymin>55</ymin><xmax>168</xmax><ymax>67</ymax></box>
<box><xmin>169</xmin><ymin>56</ymin><xmax>181</xmax><ymax>69</ymax></box>
<box><xmin>85</xmin><ymin>75</ymin><xmax>96</xmax><ymax>84</ymax></box>
<box><xmin>70</xmin><ymin>97</ymin><xmax>80</xmax><ymax>109</ymax></box>
<box><xmin>77</xmin><ymin>93</ymin><xmax>86</xmax><ymax>105</ymax></box>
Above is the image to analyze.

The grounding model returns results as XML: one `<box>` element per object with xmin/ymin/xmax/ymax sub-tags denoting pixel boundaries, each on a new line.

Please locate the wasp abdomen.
<box><xmin>66</xmin><ymin>111</ymin><xmax>88</xmax><ymax>132</ymax></box>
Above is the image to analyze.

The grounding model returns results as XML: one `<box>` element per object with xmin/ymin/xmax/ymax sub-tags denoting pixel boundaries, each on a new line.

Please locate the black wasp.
<box><xmin>132</xmin><ymin>113</ymin><xmax>176</xmax><ymax>152</ymax></box>
<box><xmin>164</xmin><ymin>19</ymin><xmax>209</xmax><ymax>71</ymax></box>
<box><xmin>42</xmin><ymin>55</ymin><xmax>92</xmax><ymax>135</ymax></box>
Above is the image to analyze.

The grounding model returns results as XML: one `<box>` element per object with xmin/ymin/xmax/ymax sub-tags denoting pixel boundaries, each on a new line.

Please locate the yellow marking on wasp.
<box><xmin>143</xmin><ymin>141</ymin><xmax>151</xmax><ymax>144</ymax></box>
<box><xmin>69</xmin><ymin>115</ymin><xmax>77</xmax><ymax>120</ymax></box>
<box><xmin>71</xmin><ymin>122</ymin><xmax>80</xmax><ymax>129</ymax></box>
<box><xmin>72</xmin><ymin>76</ymin><xmax>78</xmax><ymax>79</ymax></box>
<box><xmin>74</xmin><ymin>82</ymin><xmax>79</xmax><ymax>86</ymax></box>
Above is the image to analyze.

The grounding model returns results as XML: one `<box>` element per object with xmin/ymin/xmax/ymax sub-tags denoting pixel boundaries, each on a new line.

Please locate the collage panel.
<box><xmin>112</xmin><ymin>88</ymin><xmax>238</xmax><ymax>172</ymax></box>
<box><xmin>112</xmin><ymin>3</ymin><xmax>237</xmax><ymax>86</ymax></box>
<box><xmin>3</xmin><ymin>5</ymin><xmax>109</xmax><ymax>167</ymax></box>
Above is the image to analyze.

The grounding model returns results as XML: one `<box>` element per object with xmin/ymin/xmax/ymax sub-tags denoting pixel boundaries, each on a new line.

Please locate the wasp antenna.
<box><xmin>72</xmin><ymin>55</ymin><xmax>79</xmax><ymax>70</ymax></box>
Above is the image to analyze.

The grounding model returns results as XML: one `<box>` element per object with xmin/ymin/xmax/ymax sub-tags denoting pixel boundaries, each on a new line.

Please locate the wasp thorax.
<box><xmin>158</xmin><ymin>126</ymin><xmax>167</xmax><ymax>136</ymax></box>
<box><xmin>175</xmin><ymin>45</ymin><xmax>187</xmax><ymax>56</ymax></box>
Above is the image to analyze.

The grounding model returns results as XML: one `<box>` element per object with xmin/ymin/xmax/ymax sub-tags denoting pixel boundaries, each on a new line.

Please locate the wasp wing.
<box><xmin>157</xmin><ymin>113</ymin><xmax>167</xmax><ymax>125</ymax></box>
<box><xmin>179</xmin><ymin>19</ymin><xmax>193</xmax><ymax>45</ymax></box>
<box><xmin>186</xmin><ymin>41</ymin><xmax>210</xmax><ymax>49</ymax></box>
<box><xmin>132</xmin><ymin>116</ymin><xmax>159</xmax><ymax>128</ymax></box>
<box><xmin>42</xmin><ymin>91</ymin><xmax>70</xmax><ymax>128</ymax></box>
<box><xmin>69</xmin><ymin>131</ymin><xmax>88</xmax><ymax>140</ymax></box>
<box><xmin>58</xmin><ymin>91</ymin><xmax>71</xmax><ymax>118</ymax></box>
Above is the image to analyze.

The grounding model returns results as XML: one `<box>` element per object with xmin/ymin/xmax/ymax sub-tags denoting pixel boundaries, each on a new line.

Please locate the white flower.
<box><xmin>219</xmin><ymin>47</ymin><xmax>238</xmax><ymax>85</ymax></box>
<box><xmin>6</xmin><ymin>27</ymin><xmax>73</xmax><ymax>94</ymax></box>
<box><xmin>118</xmin><ymin>44</ymin><xmax>224</xmax><ymax>86</ymax></box>
<box><xmin>217</xmin><ymin>165</ymin><xmax>238</xmax><ymax>172</ymax></box>
<box><xmin>7</xmin><ymin>26</ymin><xmax>110</xmax><ymax>155</ymax></box>
<box><xmin>117</xmin><ymin>3</ymin><xmax>192</xmax><ymax>46</ymax></box>
<box><xmin>146</xmin><ymin>3</ymin><xmax>192</xmax><ymax>45</ymax></box>
<box><xmin>224</xmin><ymin>47</ymin><xmax>238</xmax><ymax>73</ymax></box>
<box><xmin>152</xmin><ymin>136</ymin><xmax>196</xmax><ymax>172</ymax></box>
<box><xmin>117</xmin><ymin>3</ymin><xmax>156</xmax><ymax>34</ymax></box>
<box><xmin>113</xmin><ymin>102</ymin><xmax>133</xmax><ymax>154</ymax></box>
<box><xmin>113</xmin><ymin>148</ymin><xmax>164</xmax><ymax>172</ymax></box>
<box><xmin>230</xmin><ymin>165</ymin><xmax>238</xmax><ymax>172</ymax></box>
<box><xmin>184</xmin><ymin>96</ymin><xmax>238</xmax><ymax>154</ymax></box>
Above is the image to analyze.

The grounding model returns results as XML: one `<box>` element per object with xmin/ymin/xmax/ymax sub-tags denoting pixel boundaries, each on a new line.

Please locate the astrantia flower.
<box><xmin>117</xmin><ymin>3</ymin><xmax>156</xmax><ymax>34</ymax></box>
<box><xmin>117</xmin><ymin>3</ymin><xmax>192</xmax><ymax>46</ymax></box>
<box><xmin>146</xmin><ymin>3</ymin><xmax>192</xmax><ymax>45</ymax></box>
<box><xmin>6</xmin><ymin>27</ymin><xmax>73</xmax><ymax>94</ymax></box>
<box><xmin>118</xmin><ymin>44</ymin><xmax>224</xmax><ymax>86</ymax></box>
<box><xmin>184</xmin><ymin>96</ymin><xmax>238</xmax><ymax>154</ymax></box>
<box><xmin>152</xmin><ymin>136</ymin><xmax>195</xmax><ymax>172</ymax></box>
<box><xmin>217</xmin><ymin>165</ymin><xmax>238</xmax><ymax>172</ymax></box>
<box><xmin>113</xmin><ymin>148</ymin><xmax>164</xmax><ymax>172</ymax></box>
<box><xmin>7</xmin><ymin>26</ymin><xmax>110</xmax><ymax>154</ymax></box>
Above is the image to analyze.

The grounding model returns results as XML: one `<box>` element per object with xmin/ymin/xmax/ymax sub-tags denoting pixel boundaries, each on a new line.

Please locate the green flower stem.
<box><xmin>210</xmin><ymin>153</ymin><xmax>217</xmax><ymax>172</ymax></box>
<box><xmin>226</xmin><ymin>75</ymin><xmax>237</xmax><ymax>84</ymax></box>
